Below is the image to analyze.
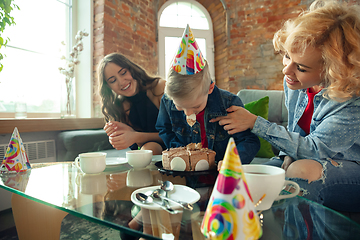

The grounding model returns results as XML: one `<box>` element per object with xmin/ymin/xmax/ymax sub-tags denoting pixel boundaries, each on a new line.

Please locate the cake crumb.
<box><xmin>186</xmin><ymin>114</ymin><xmax>196</xmax><ymax>127</ymax></box>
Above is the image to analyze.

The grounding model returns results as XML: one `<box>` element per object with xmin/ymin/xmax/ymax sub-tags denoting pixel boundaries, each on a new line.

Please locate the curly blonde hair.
<box><xmin>273</xmin><ymin>0</ymin><xmax>360</xmax><ymax>101</ymax></box>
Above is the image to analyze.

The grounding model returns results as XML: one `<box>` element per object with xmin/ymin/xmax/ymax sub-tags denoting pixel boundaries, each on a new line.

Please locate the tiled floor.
<box><xmin>0</xmin><ymin>209</ymin><xmax>15</xmax><ymax>232</ymax></box>
<box><xmin>0</xmin><ymin>208</ymin><xmax>120</xmax><ymax>240</ymax></box>
<box><xmin>0</xmin><ymin>209</ymin><xmax>17</xmax><ymax>240</ymax></box>
<box><xmin>0</xmin><ymin>227</ymin><xmax>17</xmax><ymax>240</ymax></box>
<box><xmin>1</xmin><ymin>206</ymin><xmax>359</xmax><ymax>240</ymax></box>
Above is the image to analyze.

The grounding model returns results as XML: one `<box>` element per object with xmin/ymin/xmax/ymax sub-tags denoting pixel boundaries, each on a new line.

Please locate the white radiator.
<box><xmin>0</xmin><ymin>140</ymin><xmax>56</xmax><ymax>163</ymax></box>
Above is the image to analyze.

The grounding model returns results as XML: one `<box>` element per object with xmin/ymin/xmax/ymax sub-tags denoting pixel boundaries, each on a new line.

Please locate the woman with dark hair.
<box><xmin>98</xmin><ymin>53</ymin><xmax>165</xmax><ymax>155</ymax></box>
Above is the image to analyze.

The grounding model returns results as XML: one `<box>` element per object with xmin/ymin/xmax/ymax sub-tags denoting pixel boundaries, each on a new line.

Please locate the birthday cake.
<box><xmin>162</xmin><ymin>143</ymin><xmax>216</xmax><ymax>171</ymax></box>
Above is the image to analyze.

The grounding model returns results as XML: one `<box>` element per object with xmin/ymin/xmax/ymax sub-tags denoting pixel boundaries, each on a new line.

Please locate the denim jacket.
<box><xmin>156</xmin><ymin>85</ymin><xmax>260</xmax><ymax>164</ymax></box>
<box><xmin>252</xmin><ymin>77</ymin><xmax>360</xmax><ymax>161</ymax></box>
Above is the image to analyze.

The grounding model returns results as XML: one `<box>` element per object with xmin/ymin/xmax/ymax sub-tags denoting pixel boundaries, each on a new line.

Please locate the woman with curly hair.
<box><xmin>98</xmin><ymin>53</ymin><xmax>165</xmax><ymax>155</ymax></box>
<box><xmin>211</xmin><ymin>0</ymin><xmax>360</xmax><ymax>212</ymax></box>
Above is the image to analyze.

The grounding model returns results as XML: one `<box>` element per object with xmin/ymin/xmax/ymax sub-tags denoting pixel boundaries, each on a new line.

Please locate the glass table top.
<box><xmin>1</xmin><ymin>160</ymin><xmax>360</xmax><ymax>240</ymax></box>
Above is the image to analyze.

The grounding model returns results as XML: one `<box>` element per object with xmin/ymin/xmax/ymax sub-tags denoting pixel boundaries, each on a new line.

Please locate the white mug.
<box><xmin>243</xmin><ymin>164</ymin><xmax>300</xmax><ymax>211</ymax></box>
<box><xmin>76</xmin><ymin>173</ymin><xmax>107</xmax><ymax>194</ymax></box>
<box><xmin>126</xmin><ymin>150</ymin><xmax>152</xmax><ymax>168</ymax></box>
<box><xmin>75</xmin><ymin>152</ymin><xmax>107</xmax><ymax>174</ymax></box>
<box><xmin>126</xmin><ymin>168</ymin><xmax>153</xmax><ymax>187</ymax></box>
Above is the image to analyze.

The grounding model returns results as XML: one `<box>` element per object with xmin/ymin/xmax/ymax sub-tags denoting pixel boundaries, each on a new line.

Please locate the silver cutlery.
<box><xmin>135</xmin><ymin>192</ymin><xmax>179</xmax><ymax>214</ymax></box>
<box><xmin>152</xmin><ymin>189</ymin><xmax>194</xmax><ymax>211</ymax></box>
<box><xmin>160</xmin><ymin>181</ymin><xmax>173</xmax><ymax>209</ymax></box>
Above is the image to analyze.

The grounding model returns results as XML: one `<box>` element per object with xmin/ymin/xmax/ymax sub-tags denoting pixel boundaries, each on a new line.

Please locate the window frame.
<box><xmin>72</xmin><ymin>0</ymin><xmax>94</xmax><ymax>118</ymax></box>
<box><xmin>158</xmin><ymin>0</ymin><xmax>214</xmax><ymax>80</ymax></box>
<box><xmin>0</xmin><ymin>0</ymin><xmax>93</xmax><ymax>119</ymax></box>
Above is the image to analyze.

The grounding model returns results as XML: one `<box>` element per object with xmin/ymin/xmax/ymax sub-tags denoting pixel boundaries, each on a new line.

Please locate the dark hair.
<box><xmin>97</xmin><ymin>53</ymin><xmax>161</xmax><ymax>122</ymax></box>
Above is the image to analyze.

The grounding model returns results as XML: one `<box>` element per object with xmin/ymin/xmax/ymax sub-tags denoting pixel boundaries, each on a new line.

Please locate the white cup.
<box><xmin>126</xmin><ymin>168</ymin><xmax>153</xmax><ymax>187</ymax></box>
<box><xmin>243</xmin><ymin>164</ymin><xmax>300</xmax><ymax>211</ymax></box>
<box><xmin>75</xmin><ymin>152</ymin><xmax>107</xmax><ymax>174</ymax></box>
<box><xmin>76</xmin><ymin>173</ymin><xmax>107</xmax><ymax>194</ymax></box>
<box><xmin>126</xmin><ymin>150</ymin><xmax>152</xmax><ymax>168</ymax></box>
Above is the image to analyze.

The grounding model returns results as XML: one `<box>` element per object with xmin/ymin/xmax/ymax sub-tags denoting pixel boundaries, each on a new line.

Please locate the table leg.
<box><xmin>156</xmin><ymin>209</ymin><xmax>173</xmax><ymax>236</ymax></box>
<box><xmin>11</xmin><ymin>193</ymin><xmax>68</xmax><ymax>240</ymax></box>
<box><xmin>149</xmin><ymin>210</ymin><xmax>160</xmax><ymax>237</ymax></box>
<box><xmin>140</xmin><ymin>209</ymin><xmax>155</xmax><ymax>237</ymax></box>
<box><xmin>191</xmin><ymin>212</ymin><xmax>206</xmax><ymax>240</ymax></box>
<box><xmin>170</xmin><ymin>211</ymin><xmax>182</xmax><ymax>240</ymax></box>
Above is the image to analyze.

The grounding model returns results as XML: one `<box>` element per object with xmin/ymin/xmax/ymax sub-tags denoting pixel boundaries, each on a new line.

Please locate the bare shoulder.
<box><xmin>147</xmin><ymin>79</ymin><xmax>165</xmax><ymax>108</ymax></box>
<box><xmin>153</xmin><ymin>78</ymin><xmax>166</xmax><ymax>96</ymax></box>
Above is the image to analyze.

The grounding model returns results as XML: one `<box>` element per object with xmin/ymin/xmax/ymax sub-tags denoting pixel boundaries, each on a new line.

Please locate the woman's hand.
<box><xmin>104</xmin><ymin>121</ymin><xmax>121</xmax><ymax>136</ymax></box>
<box><xmin>104</xmin><ymin>121</ymin><xmax>137</xmax><ymax>150</ymax></box>
<box><xmin>281</xmin><ymin>156</ymin><xmax>295</xmax><ymax>171</ymax></box>
<box><xmin>210</xmin><ymin>106</ymin><xmax>257</xmax><ymax>135</ymax></box>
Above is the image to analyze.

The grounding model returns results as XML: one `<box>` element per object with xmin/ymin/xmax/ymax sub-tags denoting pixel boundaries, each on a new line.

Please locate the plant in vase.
<box><xmin>59</xmin><ymin>30</ymin><xmax>89</xmax><ymax>117</ymax></box>
<box><xmin>0</xmin><ymin>1</ymin><xmax>19</xmax><ymax>72</ymax></box>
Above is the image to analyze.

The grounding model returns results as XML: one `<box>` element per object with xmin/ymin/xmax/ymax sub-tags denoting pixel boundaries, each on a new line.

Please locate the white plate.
<box><xmin>131</xmin><ymin>185</ymin><xmax>200</xmax><ymax>210</ymax></box>
<box><xmin>106</xmin><ymin>155</ymin><xmax>161</xmax><ymax>167</ymax></box>
<box><xmin>106</xmin><ymin>157</ymin><xmax>127</xmax><ymax>166</ymax></box>
<box><xmin>152</xmin><ymin>155</ymin><xmax>162</xmax><ymax>162</ymax></box>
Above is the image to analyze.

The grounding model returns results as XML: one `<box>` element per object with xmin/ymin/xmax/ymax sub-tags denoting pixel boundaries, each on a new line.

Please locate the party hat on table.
<box><xmin>0</xmin><ymin>170</ymin><xmax>31</xmax><ymax>191</ymax></box>
<box><xmin>201</xmin><ymin>138</ymin><xmax>262</xmax><ymax>240</ymax></box>
<box><xmin>0</xmin><ymin>127</ymin><xmax>31</xmax><ymax>173</ymax></box>
<box><xmin>171</xmin><ymin>24</ymin><xmax>206</xmax><ymax>75</ymax></box>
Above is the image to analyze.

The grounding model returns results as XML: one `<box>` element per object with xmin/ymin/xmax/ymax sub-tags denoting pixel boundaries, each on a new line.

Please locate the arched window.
<box><xmin>158</xmin><ymin>0</ymin><xmax>214</xmax><ymax>80</ymax></box>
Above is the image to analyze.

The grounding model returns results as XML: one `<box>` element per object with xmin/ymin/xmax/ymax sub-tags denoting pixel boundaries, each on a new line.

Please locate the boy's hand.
<box><xmin>210</xmin><ymin>106</ymin><xmax>257</xmax><ymax>134</ymax></box>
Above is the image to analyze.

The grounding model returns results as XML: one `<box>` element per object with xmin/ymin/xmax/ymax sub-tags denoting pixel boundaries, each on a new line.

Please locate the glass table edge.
<box><xmin>0</xmin><ymin>184</ymin><xmax>162</xmax><ymax>240</ymax></box>
<box><xmin>2</xmin><ymin>163</ymin><xmax>360</xmax><ymax>237</ymax></box>
<box><xmin>280</xmin><ymin>189</ymin><xmax>360</xmax><ymax>227</ymax></box>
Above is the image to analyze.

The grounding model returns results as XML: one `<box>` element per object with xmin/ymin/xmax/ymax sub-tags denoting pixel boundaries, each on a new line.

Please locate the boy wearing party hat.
<box><xmin>155</xmin><ymin>25</ymin><xmax>260</xmax><ymax>164</ymax></box>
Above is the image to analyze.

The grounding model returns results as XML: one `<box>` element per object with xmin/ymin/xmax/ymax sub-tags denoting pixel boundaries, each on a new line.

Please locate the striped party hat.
<box><xmin>171</xmin><ymin>24</ymin><xmax>206</xmax><ymax>75</ymax></box>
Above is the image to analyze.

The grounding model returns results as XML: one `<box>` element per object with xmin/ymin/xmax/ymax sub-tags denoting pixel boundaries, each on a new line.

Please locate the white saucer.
<box><xmin>106</xmin><ymin>157</ymin><xmax>127</xmax><ymax>166</ymax></box>
<box><xmin>131</xmin><ymin>185</ymin><xmax>200</xmax><ymax>210</ymax></box>
<box><xmin>106</xmin><ymin>155</ymin><xmax>161</xmax><ymax>167</ymax></box>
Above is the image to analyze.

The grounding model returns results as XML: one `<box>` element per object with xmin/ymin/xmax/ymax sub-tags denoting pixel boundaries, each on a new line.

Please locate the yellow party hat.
<box><xmin>171</xmin><ymin>24</ymin><xmax>206</xmax><ymax>75</ymax></box>
<box><xmin>201</xmin><ymin>138</ymin><xmax>262</xmax><ymax>239</ymax></box>
<box><xmin>1</xmin><ymin>127</ymin><xmax>31</xmax><ymax>173</ymax></box>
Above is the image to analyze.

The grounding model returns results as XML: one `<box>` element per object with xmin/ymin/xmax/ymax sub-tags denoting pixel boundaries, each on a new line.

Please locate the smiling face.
<box><xmin>104</xmin><ymin>62</ymin><xmax>138</xmax><ymax>97</ymax></box>
<box><xmin>282</xmin><ymin>47</ymin><xmax>324</xmax><ymax>92</ymax></box>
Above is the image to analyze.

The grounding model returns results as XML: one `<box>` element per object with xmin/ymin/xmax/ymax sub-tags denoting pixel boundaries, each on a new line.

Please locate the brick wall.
<box><xmin>92</xmin><ymin>0</ymin><xmax>319</xmax><ymax>115</ymax></box>
<box><xmin>224</xmin><ymin>0</ymin><xmax>312</xmax><ymax>93</ymax></box>
<box><xmin>93</xmin><ymin>0</ymin><xmax>159</xmax><ymax>116</ymax></box>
